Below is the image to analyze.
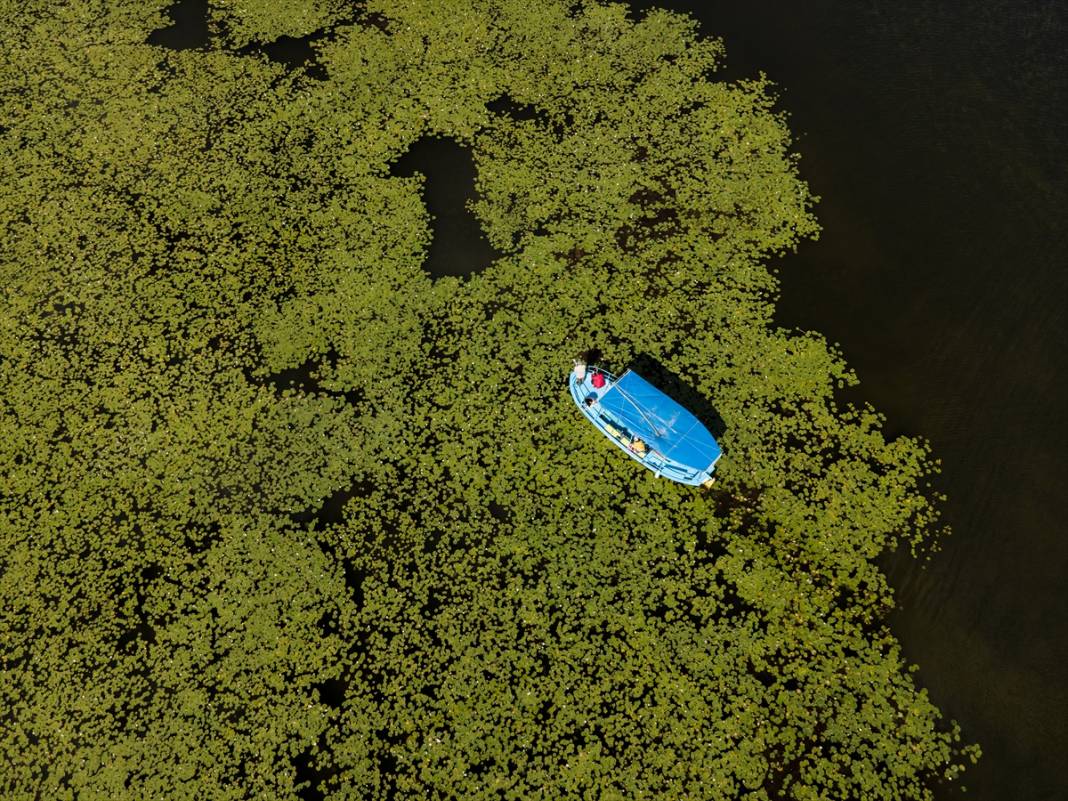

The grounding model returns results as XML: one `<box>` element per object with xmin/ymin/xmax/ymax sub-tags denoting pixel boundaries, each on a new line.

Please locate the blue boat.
<box><xmin>568</xmin><ymin>363</ymin><xmax>722</xmax><ymax>487</ymax></box>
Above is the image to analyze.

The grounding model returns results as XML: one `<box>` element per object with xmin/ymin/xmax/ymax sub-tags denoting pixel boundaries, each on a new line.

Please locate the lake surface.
<box><xmin>626</xmin><ymin>1</ymin><xmax>1066</xmax><ymax>799</ymax></box>
<box><xmin>147</xmin><ymin>1</ymin><xmax>1067</xmax><ymax>797</ymax></box>
<box><xmin>390</xmin><ymin>136</ymin><xmax>502</xmax><ymax>278</ymax></box>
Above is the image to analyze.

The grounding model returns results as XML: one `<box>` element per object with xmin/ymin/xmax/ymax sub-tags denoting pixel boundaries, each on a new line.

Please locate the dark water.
<box><xmin>146</xmin><ymin>0</ymin><xmax>335</xmax><ymax>76</ymax></box>
<box><xmin>390</xmin><ymin>137</ymin><xmax>502</xmax><ymax>278</ymax></box>
<box><xmin>626</xmin><ymin>1</ymin><xmax>1067</xmax><ymax>799</ymax></box>
<box><xmin>146</xmin><ymin>0</ymin><xmax>209</xmax><ymax>50</ymax></box>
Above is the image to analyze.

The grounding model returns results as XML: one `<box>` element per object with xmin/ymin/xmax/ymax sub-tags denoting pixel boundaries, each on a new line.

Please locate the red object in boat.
<box><xmin>591</xmin><ymin>371</ymin><xmax>606</xmax><ymax>388</ymax></box>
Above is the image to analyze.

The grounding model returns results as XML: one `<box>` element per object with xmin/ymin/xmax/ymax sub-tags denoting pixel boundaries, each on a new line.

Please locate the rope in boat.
<box><xmin>612</xmin><ymin>385</ymin><xmax>666</xmax><ymax>439</ymax></box>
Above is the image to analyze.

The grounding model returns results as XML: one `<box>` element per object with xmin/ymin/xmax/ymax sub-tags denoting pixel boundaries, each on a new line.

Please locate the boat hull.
<box><xmin>569</xmin><ymin>367</ymin><xmax>720</xmax><ymax>486</ymax></box>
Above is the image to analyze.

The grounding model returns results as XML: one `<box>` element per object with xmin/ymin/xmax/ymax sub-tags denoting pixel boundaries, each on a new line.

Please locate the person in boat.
<box><xmin>591</xmin><ymin>370</ymin><xmax>606</xmax><ymax>389</ymax></box>
<box><xmin>629</xmin><ymin>436</ymin><xmax>648</xmax><ymax>455</ymax></box>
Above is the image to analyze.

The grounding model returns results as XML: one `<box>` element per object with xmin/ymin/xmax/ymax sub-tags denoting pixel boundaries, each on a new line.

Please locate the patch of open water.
<box><xmin>389</xmin><ymin>136</ymin><xmax>502</xmax><ymax>279</ymax></box>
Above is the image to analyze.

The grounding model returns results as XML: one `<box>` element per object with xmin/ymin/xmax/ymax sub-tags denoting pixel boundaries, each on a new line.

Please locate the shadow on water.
<box><xmin>389</xmin><ymin>136</ymin><xmax>503</xmax><ymax>279</ymax></box>
<box><xmin>631</xmin><ymin>352</ymin><xmax>728</xmax><ymax>440</ymax></box>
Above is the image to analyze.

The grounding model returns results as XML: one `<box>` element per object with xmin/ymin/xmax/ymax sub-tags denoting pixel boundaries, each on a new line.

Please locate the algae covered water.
<box><xmin>2</xmin><ymin>1</ymin><xmax>1064</xmax><ymax>799</ymax></box>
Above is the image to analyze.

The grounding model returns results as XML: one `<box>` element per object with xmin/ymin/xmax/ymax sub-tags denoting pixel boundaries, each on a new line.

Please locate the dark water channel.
<box><xmin>626</xmin><ymin>1</ymin><xmax>1067</xmax><ymax>799</ymax></box>
<box><xmin>389</xmin><ymin>137</ymin><xmax>502</xmax><ymax>278</ymax></box>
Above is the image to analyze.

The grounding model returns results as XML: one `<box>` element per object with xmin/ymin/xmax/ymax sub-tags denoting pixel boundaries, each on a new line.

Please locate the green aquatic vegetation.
<box><xmin>210</xmin><ymin>0</ymin><xmax>353</xmax><ymax>48</ymax></box>
<box><xmin>0</xmin><ymin>1</ymin><xmax>977</xmax><ymax>799</ymax></box>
